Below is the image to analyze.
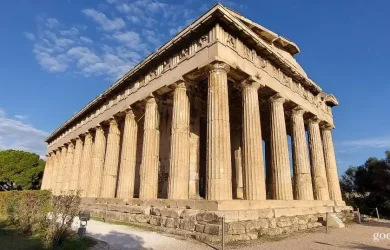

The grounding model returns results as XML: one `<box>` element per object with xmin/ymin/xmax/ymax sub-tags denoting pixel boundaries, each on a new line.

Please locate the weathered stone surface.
<box><xmin>298</xmin><ymin>224</ymin><xmax>308</xmax><ymax>230</ymax></box>
<box><xmin>160</xmin><ymin>208</ymin><xmax>184</xmax><ymax>218</ymax></box>
<box><xmin>149</xmin><ymin>216</ymin><xmax>161</xmax><ymax>226</ymax></box>
<box><xmin>196</xmin><ymin>212</ymin><xmax>219</xmax><ymax>222</ymax></box>
<box><xmin>195</xmin><ymin>224</ymin><xmax>205</xmax><ymax>233</ymax></box>
<box><xmin>277</xmin><ymin>217</ymin><xmax>292</xmax><ymax>227</ymax></box>
<box><xmin>226</xmin><ymin>222</ymin><xmax>246</xmax><ymax>235</ymax></box>
<box><xmin>264</xmin><ymin>228</ymin><xmax>283</xmax><ymax>236</ymax></box>
<box><xmin>204</xmin><ymin>224</ymin><xmax>220</xmax><ymax>235</ymax></box>
<box><xmin>179</xmin><ymin>219</ymin><xmax>196</xmax><ymax>231</ymax></box>
<box><xmin>150</xmin><ymin>207</ymin><xmax>161</xmax><ymax>216</ymax></box>
<box><xmin>269</xmin><ymin>218</ymin><xmax>277</xmax><ymax>228</ymax></box>
<box><xmin>135</xmin><ymin>214</ymin><xmax>150</xmax><ymax>223</ymax></box>
<box><xmin>181</xmin><ymin>209</ymin><xmax>200</xmax><ymax>220</ymax></box>
<box><xmin>165</xmin><ymin>218</ymin><xmax>179</xmax><ymax>228</ymax></box>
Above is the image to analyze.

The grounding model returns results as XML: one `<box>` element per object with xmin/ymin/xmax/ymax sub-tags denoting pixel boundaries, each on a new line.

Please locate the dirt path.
<box><xmin>74</xmin><ymin>218</ymin><xmax>390</xmax><ymax>250</ymax></box>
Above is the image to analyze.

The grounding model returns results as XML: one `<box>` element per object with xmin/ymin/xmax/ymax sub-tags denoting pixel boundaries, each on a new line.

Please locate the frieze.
<box><xmin>218</xmin><ymin>26</ymin><xmax>333</xmax><ymax>116</ymax></box>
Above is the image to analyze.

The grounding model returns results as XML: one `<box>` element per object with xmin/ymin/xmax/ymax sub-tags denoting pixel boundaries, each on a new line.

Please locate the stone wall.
<box><xmin>81</xmin><ymin>199</ymin><xmax>354</xmax><ymax>243</ymax></box>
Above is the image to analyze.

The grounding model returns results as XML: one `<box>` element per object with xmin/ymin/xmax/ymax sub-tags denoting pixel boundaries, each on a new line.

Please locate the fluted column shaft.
<box><xmin>168</xmin><ymin>82</ymin><xmax>190</xmax><ymax>199</ymax></box>
<box><xmin>63</xmin><ymin>142</ymin><xmax>75</xmax><ymax>192</ymax></box>
<box><xmin>291</xmin><ymin>108</ymin><xmax>314</xmax><ymax>200</ymax></box>
<box><xmin>88</xmin><ymin>126</ymin><xmax>106</xmax><ymax>197</ymax></box>
<box><xmin>41</xmin><ymin>154</ymin><xmax>52</xmax><ymax>190</ymax></box>
<box><xmin>70</xmin><ymin>138</ymin><xmax>83</xmax><ymax>190</ymax></box>
<box><xmin>56</xmin><ymin>146</ymin><xmax>67</xmax><ymax>194</ymax></box>
<box><xmin>117</xmin><ymin>110</ymin><xmax>138</xmax><ymax>199</ymax></box>
<box><xmin>78</xmin><ymin>133</ymin><xmax>93</xmax><ymax>197</ymax></box>
<box><xmin>308</xmin><ymin>119</ymin><xmax>330</xmax><ymax>200</ymax></box>
<box><xmin>48</xmin><ymin>153</ymin><xmax>57</xmax><ymax>190</ymax></box>
<box><xmin>101</xmin><ymin>119</ymin><xmax>121</xmax><ymax>198</ymax></box>
<box><xmin>51</xmin><ymin>150</ymin><xmax>61</xmax><ymax>194</ymax></box>
<box><xmin>322</xmin><ymin>128</ymin><xmax>343</xmax><ymax>201</ymax></box>
<box><xmin>206</xmin><ymin>62</ymin><xmax>232</xmax><ymax>200</ymax></box>
<box><xmin>269</xmin><ymin>95</ymin><xmax>293</xmax><ymax>200</ymax></box>
<box><xmin>139</xmin><ymin>96</ymin><xmax>160</xmax><ymax>199</ymax></box>
<box><xmin>241</xmin><ymin>79</ymin><xmax>266</xmax><ymax>200</ymax></box>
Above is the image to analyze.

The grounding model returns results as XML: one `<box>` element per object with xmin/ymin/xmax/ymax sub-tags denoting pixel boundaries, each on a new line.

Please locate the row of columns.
<box><xmin>42</xmin><ymin>62</ymin><xmax>342</xmax><ymax>202</ymax></box>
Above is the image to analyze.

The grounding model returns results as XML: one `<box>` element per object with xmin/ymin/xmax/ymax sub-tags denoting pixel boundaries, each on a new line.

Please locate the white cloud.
<box><xmin>80</xmin><ymin>36</ymin><xmax>93</xmax><ymax>44</ymax></box>
<box><xmin>34</xmin><ymin>51</ymin><xmax>68</xmax><ymax>72</ymax></box>
<box><xmin>14</xmin><ymin>115</ymin><xmax>28</xmax><ymax>120</ymax></box>
<box><xmin>24</xmin><ymin>32</ymin><xmax>35</xmax><ymax>41</ymax></box>
<box><xmin>0</xmin><ymin>108</ymin><xmax>49</xmax><ymax>158</ymax></box>
<box><xmin>340</xmin><ymin>137</ymin><xmax>390</xmax><ymax>149</ymax></box>
<box><xmin>60</xmin><ymin>27</ymin><xmax>80</xmax><ymax>37</ymax></box>
<box><xmin>82</xmin><ymin>8</ymin><xmax>125</xmax><ymax>31</ymax></box>
<box><xmin>46</xmin><ymin>18</ymin><xmax>59</xmax><ymax>28</ymax></box>
<box><xmin>25</xmin><ymin>0</ymin><xmax>212</xmax><ymax>79</ymax></box>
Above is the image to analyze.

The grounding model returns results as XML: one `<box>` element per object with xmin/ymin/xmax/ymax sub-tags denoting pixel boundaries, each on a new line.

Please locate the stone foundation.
<box><xmin>81</xmin><ymin>198</ymin><xmax>354</xmax><ymax>243</ymax></box>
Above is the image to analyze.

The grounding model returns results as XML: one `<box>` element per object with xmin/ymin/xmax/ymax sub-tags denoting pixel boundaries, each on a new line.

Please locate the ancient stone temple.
<box><xmin>41</xmin><ymin>4</ymin><xmax>352</xmax><ymax>241</ymax></box>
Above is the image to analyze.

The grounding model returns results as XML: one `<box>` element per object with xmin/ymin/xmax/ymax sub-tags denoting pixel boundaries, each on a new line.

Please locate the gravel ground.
<box><xmin>73</xmin><ymin>218</ymin><xmax>390</xmax><ymax>250</ymax></box>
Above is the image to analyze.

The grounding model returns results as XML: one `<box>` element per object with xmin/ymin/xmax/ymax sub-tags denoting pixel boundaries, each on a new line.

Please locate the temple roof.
<box><xmin>225</xmin><ymin>7</ymin><xmax>300</xmax><ymax>55</ymax></box>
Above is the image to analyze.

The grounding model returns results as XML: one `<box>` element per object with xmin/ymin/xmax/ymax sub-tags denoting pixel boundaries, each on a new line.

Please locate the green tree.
<box><xmin>0</xmin><ymin>150</ymin><xmax>45</xmax><ymax>190</ymax></box>
<box><xmin>341</xmin><ymin>152</ymin><xmax>390</xmax><ymax>218</ymax></box>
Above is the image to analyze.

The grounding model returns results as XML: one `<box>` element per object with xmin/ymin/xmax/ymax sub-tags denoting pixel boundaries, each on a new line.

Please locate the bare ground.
<box><xmin>74</xmin><ymin>218</ymin><xmax>390</xmax><ymax>250</ymax></box>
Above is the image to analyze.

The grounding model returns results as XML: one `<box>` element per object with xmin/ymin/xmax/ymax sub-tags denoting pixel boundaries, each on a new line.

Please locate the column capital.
<box><xmin>291</xmin><ymin>106</ymin><xmax>306</xmax><ymax>116</ymax></box>
<box><xmin>94</xmin><ymin>125</ymin><xmax>104</xmax><ymax>132</ymax></box>
<box><xmin>321</xmin><ymin>123</ymin><xmax>335</xmax><ymax>130</ymax></box>
<box><xmin>241</xmin><ymin>76</ymin><xmax>264</xmax><ymax>90</ymax></box>
<box><xmin>207</xmin><ymin>61</ymin><xmax>230</xmax><ymax>74</ymax></box>
<box><xmin>108</xmin><ymin>117</ymin><xmax>118</xmax><ymax>126</ymax></box>
<box><xmin>145</xmin><ymin>94</ymin><xmax>157</xmax><ymax>104</ymax></box>
<box><xmin>124</xmin><ymin>107</ymin><xmax>135</xmax><ymax>116</ymax></box>
<box><xmin>269</xmin><ymin>93</ymin><xmax>286</xmax><ymax>104</ymax></box>
<box><xmin>173</xmin><ymin>79</ymin><xmax>189</xmax><ymax>89</ymax></box>
<box><xmin>308</xmin><ymin>116</ymin><xmax>321</xmax><ymax>125</ymax></box>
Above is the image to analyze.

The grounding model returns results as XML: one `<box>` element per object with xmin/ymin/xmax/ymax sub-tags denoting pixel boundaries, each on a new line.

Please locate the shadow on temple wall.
<box><xmin>88</xmin><ymin>230</ymin><xmax>152</xmax><ymax>250</ymax></box>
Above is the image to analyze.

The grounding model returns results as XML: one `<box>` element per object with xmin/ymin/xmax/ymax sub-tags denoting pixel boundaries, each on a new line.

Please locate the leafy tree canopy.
<box><xmin>341</xmin><ymin>151</ymin><xmax>390</xmax><ymax>218</ymax></box>
<box><xmin>0</xmin><ymin>150</ymin><xmax>45</xmax><ymax>190</ymax></box>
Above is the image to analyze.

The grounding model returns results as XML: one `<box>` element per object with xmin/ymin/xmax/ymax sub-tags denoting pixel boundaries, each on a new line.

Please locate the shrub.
<box><xmin>7</xmin><ymin>190</ymin><xmax>52</xmax><ymax>234</ymax></box>
<box><xmin>47</xmin><ymin>190</ymin><xmax>81</xmax><ymax>249</ymax></box>
<box><xmin>0</xmin><ymin>192</ymin><xmax>10</xmax><ymax>216</ymax></box>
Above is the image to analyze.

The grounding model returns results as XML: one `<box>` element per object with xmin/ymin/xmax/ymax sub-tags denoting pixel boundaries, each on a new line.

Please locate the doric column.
<box><xmin>78</xmin><ymin>132</ymin><xmax>93</xmax><ymax>197</ymax></box>
<box><xmin>308</xmin><ymin>118</ymin><xmax>330</xmax><ymax>200</ymax></box>
<box><xmin>56</xmin><ymin>146</ymin><xmax>67</xmax><ymax>194</ymax></box>
<box><xmin>41</xmin><ymin>153</ymin><xmax>52</xmax><ymax>190</ymax></box>
<box><xmin>269</xmin><ymin>94</ymin><xmax>293</xmax><ymax>200</ymax></box>
<box><xmin>51</xmin><ymin>150</ymin><xmax>61</xmax><ymax>194</ymax></box>
<box><xmin>322</xmin><ymin>126</ymin><xmax>343</xmax><ymax>201</ymax></box>
<box><xmin>63</xmin><ymin>142</ymin><xmax>74</xmax><ymax>192</ymax></box>
<box><xmin>100</xmin><ymin>118</ymin><xmax>121</xmax><ymax>198</ymax></box>
<box><xmin>48</xmin><ymin>152</ymin><xmax>57</xmax><ymax>190</ymax></box>
<box><xmin>241</xmin><ymin>78</ymin><xmax>266</xmax><ymax>200</ymax></box>
<box><xmin>168</xmin><ymin>81</ymin><xmax>190</xmax><ymax>199</ymax></box>
<box><xmin>206</xmin><ymin>62</ymin><xmax>232</xmax><ymax>200</ymax></box>
<box><xmin>88</xmin><ymin>126</ymin><xmax>106</xmax><ymax>198</ymax></box>
<box><xmin>117</xmin><ymin>109</ymin><xmax>138</xmax><ymax>199</ymax></box>
<box><xmin>139</xmin><ymin>95</ymin><xmax>160</xmax><ymax>199</ymax></box>
<box><xmin>290</xmin><ymin>107</ymin><xmax>314</xmax><ymax>200</ymax></box>
<box><xmin>69</xmin><ymin>137</ymin><xmax>83</xmax><ymax>191</ymax></box>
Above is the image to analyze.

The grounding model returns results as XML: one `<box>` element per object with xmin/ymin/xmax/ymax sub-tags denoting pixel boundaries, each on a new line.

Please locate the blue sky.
<box><xmin>0</xmin><ymin>0</ymin><xmax>389</xmax><ymax>176</ymax></box>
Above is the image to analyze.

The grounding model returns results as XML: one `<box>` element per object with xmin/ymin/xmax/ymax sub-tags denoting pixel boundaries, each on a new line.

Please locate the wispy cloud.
<box><xmin>24</xmin><ymin>0</ymin><xmax>247</xmax><ymax>80</ymax></box>
<box><xmin>82</xmin><ymin>8</ymin><xmax>125</xmax><ymax>31</ymax></box>
<box><xmin>0</xmin><ymin>108</ymin><xmax>48</xmax><ymax>158</ymax></box>
<box><xmin>340</xmin><ymin>137</ymin><xmax>390</xmax><ymax>148</ymax></box>
<box><xmin>337</xmin><ymin>136</ymin><xmax>390</xmax><ymax>154</ymax></box>
<box><xmin>14</xmin><ymin>115</ymin><xmax>28</xmax><ymax>120</ymax></box>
